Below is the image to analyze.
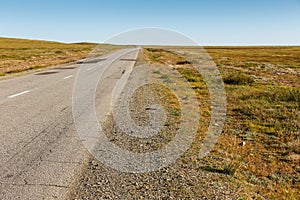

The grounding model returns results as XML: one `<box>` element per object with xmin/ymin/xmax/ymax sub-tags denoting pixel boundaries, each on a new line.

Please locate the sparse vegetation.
<box><xmin>66</xmin><ymin>46</ymin><xmax>300</xmax><ymax>199</ymax></box>
<box><xmin>0</xmin><ymin>37</ymin><xmax>126</xmax><ymax>76</ymax></box>
<box><xmin>143</xmin><ymin>47</ymin><xmax>300</xmax><ymax>199</ymax></box>
<box><xmin>144</xmin><ymin>48</ymin><xmax>191</xmax><ymax>65</ymax></box>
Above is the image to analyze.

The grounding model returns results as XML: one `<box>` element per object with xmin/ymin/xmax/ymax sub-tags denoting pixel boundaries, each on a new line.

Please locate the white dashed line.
<box><xmin>87</xmin><ymin>67</ymin><xmax>93</xmax><ymax>71</ymax></box>
<box><xmin>8</xmin><ymin>90</ymin><xmax>32</xmax><ymax>99</ymax></box>
<box><xmin>64</xmin><ymin>75</ymin><xmax>73</xmax><ymax>79</ymax></box>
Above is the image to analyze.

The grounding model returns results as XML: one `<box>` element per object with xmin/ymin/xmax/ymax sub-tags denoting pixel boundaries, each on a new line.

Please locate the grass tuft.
<box><xmin>223</xmin><ymin>72</ymin><xmax>254</xmax><ymax>85</ymax></box>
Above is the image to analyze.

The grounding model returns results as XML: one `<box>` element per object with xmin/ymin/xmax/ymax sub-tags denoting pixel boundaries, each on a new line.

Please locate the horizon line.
<box><xmin>1</xmin><ymin>36</ymin><xmax>300</xmax><ymax>47</ymax></box>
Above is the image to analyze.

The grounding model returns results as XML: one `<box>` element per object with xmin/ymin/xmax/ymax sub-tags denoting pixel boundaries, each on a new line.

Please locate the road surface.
<box><xmin>0</xmin><ymin>48</ymin><xmax>139</xmax><ymax>199</ymax></box>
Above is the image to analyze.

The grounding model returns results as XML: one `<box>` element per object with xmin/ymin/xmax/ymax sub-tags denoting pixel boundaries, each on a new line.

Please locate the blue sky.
<box><xmin>1</xmin><ymin>0</ymin><xmax>300</xmax><ymax>45</ymax></box>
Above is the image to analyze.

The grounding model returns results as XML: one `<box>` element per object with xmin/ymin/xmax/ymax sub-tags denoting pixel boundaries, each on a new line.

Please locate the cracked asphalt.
<box><xmin>0</xmin><ymin>48</ymin><xmax>139</xmax><ymax>199</ymax></box>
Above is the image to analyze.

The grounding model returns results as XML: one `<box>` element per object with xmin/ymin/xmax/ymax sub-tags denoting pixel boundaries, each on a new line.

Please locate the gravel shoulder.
<box><xmin>67</xmin><ymin>59</ymin><xmax>254</xmax><ymax>199</ymax></box>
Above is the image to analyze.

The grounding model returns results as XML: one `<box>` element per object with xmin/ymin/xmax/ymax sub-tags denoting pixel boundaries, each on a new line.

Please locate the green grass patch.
<box><xmin>223</xmin><ymin>72</ymin><xmax>254</xmax><ymax>85</ymax></box>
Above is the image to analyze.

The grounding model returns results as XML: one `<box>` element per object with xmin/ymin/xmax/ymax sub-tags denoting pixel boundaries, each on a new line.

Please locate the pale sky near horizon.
<box><xmin>1</xmin><ymin>0</ymin><xmax>300</xmax><ymax>45</ymax></box>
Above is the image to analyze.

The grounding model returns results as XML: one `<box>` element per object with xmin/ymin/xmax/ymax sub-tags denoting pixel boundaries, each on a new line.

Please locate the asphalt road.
<box><xmin>0</xmin><ymin>48</ymin><xmax>139</xmax><ymax>199</ymax></box>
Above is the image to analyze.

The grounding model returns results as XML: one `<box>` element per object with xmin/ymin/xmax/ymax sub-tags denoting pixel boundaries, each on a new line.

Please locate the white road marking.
<box><xmin>64</xmin><ymin>75</ymin><xmax>73</xmax><ymax>79</ymax></box>
<box><xmin>8</xmin><ymin>90</ymin><xmax>32</xmax><ymax>99</ymax></box>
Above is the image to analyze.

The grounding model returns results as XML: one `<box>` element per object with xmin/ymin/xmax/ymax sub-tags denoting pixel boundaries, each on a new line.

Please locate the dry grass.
<box><xmin>0</xmin><ymin>37</ymin><xmax>125</xmax><ymax>76</ymax></box>
<box><xmin>205</xmin><ymin>46</ymin><xmax>300</xmax><ymax>67</ymax></box>
<box><xmin>205</xmin><ymin>46</ymin><xmax>300</xmax><ymax>88</ymax></box>
<box><xmin>143</xmin><ymin>47</ymin><xmax>300</xmax><ymax>199</ymax></box>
